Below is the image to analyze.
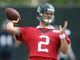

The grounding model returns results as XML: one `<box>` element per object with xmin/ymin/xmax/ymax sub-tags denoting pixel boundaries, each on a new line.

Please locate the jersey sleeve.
<box><xmin>15</xmin><ymin>27</ymin><xmax>26</xmax><ymax>41</ymax></box>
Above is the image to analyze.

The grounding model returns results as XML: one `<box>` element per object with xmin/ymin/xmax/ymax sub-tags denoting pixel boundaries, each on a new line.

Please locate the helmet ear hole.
<box><xmin>37</xmin><ymin>12</ymin><xmax>42</xmax><ymax>21</ymax></box>
<box><xmin>36</xmin><ymin>12</ymin><xmax>40</xmax><ymax>17</ymax></box>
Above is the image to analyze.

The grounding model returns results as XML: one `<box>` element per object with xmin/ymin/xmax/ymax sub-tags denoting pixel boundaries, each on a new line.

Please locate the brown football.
<box><xmin>5</xmin><ymin>8</ymin><xmax>20</xmax><ymax>20</ymax></box>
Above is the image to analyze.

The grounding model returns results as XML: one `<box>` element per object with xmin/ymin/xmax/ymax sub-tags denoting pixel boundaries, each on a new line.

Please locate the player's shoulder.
<box><xmin>52</xmin><ymin>25</ymin><xmax>60</xmax><ymax>33</ymax></box>
<box><xmin>27</xmin><ymin>26</ymin><xmax>36</xmax><ymax>29</ymax></box>
<box><xmin>20</xmin><ymin>26</ymin><xmax>36</xmax><ymax>30</ymax></box>
<box><xmin>53</xmin><ymin>29</ymin><xmax>59</xmax><ymax>33</ymax></box>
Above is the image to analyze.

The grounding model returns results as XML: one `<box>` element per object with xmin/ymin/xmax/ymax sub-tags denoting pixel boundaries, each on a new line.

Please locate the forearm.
<box><xmin>13</xmin><ymin>35</ymin><xmax>21</xmax><ymax>48</ymax></box>
<box><xmin>60</xmin><ymin>38</ymin><xmax>68</xmax><ymax>54</ymax></box>
<box><xmin>59</xmin><ymin>34</ymin><xmax>69</xmax><ymax>54</ymax></box>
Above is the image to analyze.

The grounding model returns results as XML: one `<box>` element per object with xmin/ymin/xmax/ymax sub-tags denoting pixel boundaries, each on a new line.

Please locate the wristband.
<box><xmin>59</xmin><ymin>34</ymin><xmax>66</xmax><ymax>40</ymax></box>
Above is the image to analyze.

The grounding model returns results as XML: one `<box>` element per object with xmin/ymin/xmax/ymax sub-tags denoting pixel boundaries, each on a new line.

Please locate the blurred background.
<box><xmin>0</xmin><ymin>0</ymin><xmax>80</xmax><ymax>60</ymax></box>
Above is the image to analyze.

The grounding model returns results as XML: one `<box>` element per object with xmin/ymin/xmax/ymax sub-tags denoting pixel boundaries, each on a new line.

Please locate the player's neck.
<box><xmin>39</xmin><ymin>21</ymin><xmax>50</xmax><ymax>28</ymax></box>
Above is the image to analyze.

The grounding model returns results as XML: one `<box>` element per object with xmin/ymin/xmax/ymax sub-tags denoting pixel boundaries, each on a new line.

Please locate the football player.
<box><xmin>6</xmin><ymin>3</ymin><xmax>70</xmax><ymax>60</ymax></box>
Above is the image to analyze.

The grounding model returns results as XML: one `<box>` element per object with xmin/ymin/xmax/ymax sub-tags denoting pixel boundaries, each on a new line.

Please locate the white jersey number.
<box><xmin>0</xmin><ymin>35</ymin><xmax>13</xmax><ymax>46</ymax></box>
<box><xmin>38</xmin><ymin>35</ymin><xmax>50</xmax><ymax>52</ymax></box>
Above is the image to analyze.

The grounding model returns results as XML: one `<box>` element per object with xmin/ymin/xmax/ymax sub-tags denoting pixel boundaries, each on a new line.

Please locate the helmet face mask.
<box><xmin>37</xmin><ymin>3</ymin><xmax>55</xmax><ymax>24</ymax></box>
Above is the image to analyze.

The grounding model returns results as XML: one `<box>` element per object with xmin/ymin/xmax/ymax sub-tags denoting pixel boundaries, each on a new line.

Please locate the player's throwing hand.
<box><xmin>11</xmin><ymin>18</ymin><xmax>20</xmax><ymax>24</ymax></box>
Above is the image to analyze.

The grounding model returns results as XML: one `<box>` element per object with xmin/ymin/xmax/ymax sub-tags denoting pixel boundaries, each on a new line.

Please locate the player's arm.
<box><xmin>6</xmin><ymin>18</ymin><xmax>20</xmax><ymax>36</ymax></box>
<box><xmin>13</xmin><ymin>35</ymin><xmax>21</xmax><ymax>48</ymax></box>
<box><xmin>59</xmin><ymin>21</ymin><xmax>69</xmax><ymax>55</ymax></box>
<box><xmin>60</xmin><ymin>37</ymin><xmax>68</xmax><ymax>55</ymax></box>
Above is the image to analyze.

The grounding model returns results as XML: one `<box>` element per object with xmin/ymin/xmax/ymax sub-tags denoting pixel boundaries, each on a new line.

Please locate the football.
<box><xmin>5</xmin><ymin>8</ymin><xmax>20</xmax><ymax>20</ymax></box>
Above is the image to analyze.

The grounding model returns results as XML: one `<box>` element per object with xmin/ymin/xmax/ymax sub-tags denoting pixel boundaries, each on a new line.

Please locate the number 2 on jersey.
<box><xmin>38</xmin><ymin>35</ymin><xmax>50</xmax><ymax>52</ymax></box>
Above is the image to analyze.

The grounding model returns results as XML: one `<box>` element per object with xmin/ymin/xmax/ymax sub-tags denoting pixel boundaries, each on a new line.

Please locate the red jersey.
<box><xmin>16</xmin><ymin>26</ymin><xmax>70</xmax><ymax>60</ymax></box>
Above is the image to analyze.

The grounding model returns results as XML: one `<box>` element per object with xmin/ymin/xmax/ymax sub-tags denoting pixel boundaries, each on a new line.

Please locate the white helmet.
<box><xmin>37</xmin><ymin>3</ymin><xmax>55</xmax><ymax>24</ymax></box>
